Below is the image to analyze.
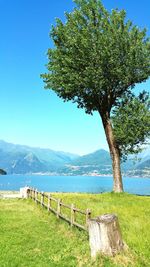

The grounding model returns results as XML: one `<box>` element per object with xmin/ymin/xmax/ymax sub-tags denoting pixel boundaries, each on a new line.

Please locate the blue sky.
<box><xmin>0</xmin><ymin>0</ymin><xmax>150</xmax><ymax>155</ymax></box>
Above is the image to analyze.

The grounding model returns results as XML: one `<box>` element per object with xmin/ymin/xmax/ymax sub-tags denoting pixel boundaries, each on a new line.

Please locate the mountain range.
<box><xmin>0</xmin><ymin>140</ymin><xmax>149</xmax><ymax>177</ymax></box>
<box><xmin>0</xmin><ymin>140</ymin><xmax>78</xmax><ymax>174</ymax></box>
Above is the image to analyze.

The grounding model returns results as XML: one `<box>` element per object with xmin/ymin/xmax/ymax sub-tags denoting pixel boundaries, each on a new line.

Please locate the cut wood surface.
<box><xmin>88</xmin><ymin>214</ymin><xmax>124</xmax><ymax>257</ymax></box>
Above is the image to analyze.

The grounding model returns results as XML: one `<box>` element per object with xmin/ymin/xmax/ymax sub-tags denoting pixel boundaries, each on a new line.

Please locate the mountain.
<box><xmin>59</xmin><ymin>150</ymin><xmax>112</xmax><ymax>176</ymax></box>
<box><xmin>122</xmin><ymin>148</ymin><xmax>150</xmax><ymax>176</ymax></box>
<box><xmin>59</xmin><ymin>148</ymin><xmax>150</xmax><ymax>177</ymax></box>
<box><xmin>0</xmin><ymin>140</ymin><xmax>78</xmax><ymax>174</ymax></box>
<box><xmin>72</xmin><ymin>149</ymin><xmax>111</xmax><ymax>166</ymax></box>
<box><xmin>0</xmin><ymin>140</ymin><xmax>149</xmax><ymax>176</ymax></box>
<box><xmin>137</xmin><ymin>159</ymin><xmax>150</xmax><ymax>169</ymax></box>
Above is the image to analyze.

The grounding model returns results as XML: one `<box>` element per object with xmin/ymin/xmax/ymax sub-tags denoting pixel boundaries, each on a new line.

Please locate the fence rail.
<box><xmin>27</xmin><ymin>187</ymin><xmax>91</xmax><ymax>231</ymax></box>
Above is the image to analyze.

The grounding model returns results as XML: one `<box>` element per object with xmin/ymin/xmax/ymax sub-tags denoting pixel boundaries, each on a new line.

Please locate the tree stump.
<box><xmin>88</xmin><ymin>214</ymin><xmax>124</xmax><ymax>257</ymax></box>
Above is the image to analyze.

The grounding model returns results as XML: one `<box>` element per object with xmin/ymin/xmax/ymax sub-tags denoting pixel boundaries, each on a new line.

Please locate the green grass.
<box><xmin>0</xmin><ymin>193</ymin><xmax>150</xmax><ymax>267</ymax></box>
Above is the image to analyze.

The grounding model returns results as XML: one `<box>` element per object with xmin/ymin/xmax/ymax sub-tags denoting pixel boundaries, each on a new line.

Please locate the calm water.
<box><xmin>0</xmin><ymin>175</ymin><xmax>150</xmax><ymax>195</ymax></box>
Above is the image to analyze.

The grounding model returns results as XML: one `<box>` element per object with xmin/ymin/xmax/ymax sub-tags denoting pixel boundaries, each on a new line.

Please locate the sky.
<box><xmin>0</xmin><ymin>0</ymin><xmax>150</xmax><ymax>155</ymax></box>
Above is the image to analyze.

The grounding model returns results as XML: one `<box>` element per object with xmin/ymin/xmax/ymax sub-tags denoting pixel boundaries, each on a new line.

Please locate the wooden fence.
<box><xmin>27</xmin><ymin>187</ymin><xmax>91</xmax><ymax>231</ymax></box>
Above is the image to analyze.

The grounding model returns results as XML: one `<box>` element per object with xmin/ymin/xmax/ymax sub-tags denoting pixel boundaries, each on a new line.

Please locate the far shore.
<box><xmin>1</xmin><ymin>173</ymin><xmax>150</xmax><ymax>178</ymax></box>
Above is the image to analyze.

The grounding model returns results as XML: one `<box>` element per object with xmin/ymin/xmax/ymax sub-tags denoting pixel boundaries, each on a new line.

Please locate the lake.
<box><xmin>0</xmin><ymin>175</ymin><xmax>150</xmax><ymax>195</ymax></box>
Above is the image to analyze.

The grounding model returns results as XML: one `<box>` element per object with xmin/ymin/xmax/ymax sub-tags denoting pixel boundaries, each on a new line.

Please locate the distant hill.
<box><xmin>72</xmin><ymin>149</ymin><xmax>111</xmax><ymax>166</ymax></box>
<box><xmin>59</xmin><ymin>150</ymin><xmax>112</xmax><ymax>176</ymax></box>
<box><xmin>0</xmin><ymin>140</ymin><xmax>149</xmax><ymax>176</ymax></box>
<box><xmin>59</xmin><ymin>148</ymin><xmax>150</xmax><ymax>177</ymax></box>
<box><xmin>0</xmin><ymin>140</ymin><xmax>78</xmax><ymax>174</ymax></box>
<box><xmin>122</xmin><ymin>149</ymin><xmax>150</xmax><ymax>176</ymax></box>
<box><xmin>137</xmin><ymin>159</ymin><xmax>150</xmax><ymax>170</ymax></box>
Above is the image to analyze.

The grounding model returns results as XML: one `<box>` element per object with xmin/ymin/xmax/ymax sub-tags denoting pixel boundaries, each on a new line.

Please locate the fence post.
<box><xmin>70</xmin><ymin>204</ymin><xmax>75</xmax><ymax>227</ymax></box>
<box><xmin>32</xmin><ymin>188</ymin><xmax>34</xmax><ymax>200</ymax></box>
<box><xmin>32</xmin><ymin>188</ymin><xmax>34</xmax><ymax>199</ymax></box>
<box><xmin>29</xmin><ymin>187</ymin><xmax>31</xmax><ymax>198</ymax></box>
<box><xmin>41</xmin><ymin>191</ymin><xmax>44</xmax><ymax>207</ymax></box>
<box><xmin>86</xmin><ymin>209</ymin><xmax>91</xmax><ymax>228</ymax></box>
<box><xmin>35</xmin><ymin>189</ymin><xmax>38</xmax><ymax>203</ymax></box>
<box><xmin>37</xmin><ymin>190</ymin><xmax>39</xmax><ymax>203</ymax></box>
<box><xmin>26</xmin><ymin>188</ymin><xmax>29</xmax><ymax>198</ymax></box>
<box><xmin>33</xmin><ymin>188</ymin><xmax>36</xmax><ymax>200</ymax></box>
<box><xmin>57</xmin><ymin>199</ymin><xmax>61</xmax><ymax>218</ymax></box>
<box><xmin>48</xmin><ymin>194</ymin><xmax>51</xmax><ymax>211</ymax></box>
<box><xmin>31</xmin><ymin>188</ymin><xmax>33</xmax><ymax>199</ymax></box>
<box><xmin>29</xmin><ymin>188</ymin><xmax>31</xmax><ymax>198</ymax></box>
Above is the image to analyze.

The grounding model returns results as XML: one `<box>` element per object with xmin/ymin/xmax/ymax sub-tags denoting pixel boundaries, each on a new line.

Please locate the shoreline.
<box><xmin>0</xmin><ymin>190</ymin><xmax>149</xmax><ymax>197</ymax></box>
<box><xmin>1</xmin><ymin>173</ymin><xmax>150</xmax><ymax>178</ymax></box>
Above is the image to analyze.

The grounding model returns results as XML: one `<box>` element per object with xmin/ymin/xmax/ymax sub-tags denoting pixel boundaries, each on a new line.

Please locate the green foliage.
<box><xmin>41</xmin><ymin>0</ymin><xmax>150</xmax><ymax>115</ymax></box>
<box><xmin>41</xmin><ymin>0</ymin><xmax>150</xmax><ymax>190</ymax></box>
<box><xmin>112</xmin><ymin>91</ymin><xmax>150</xmax><ymax>160</ymax></box>
<box><xmin>0</xmin><ymin>194</ymin><xmax>150</xmax><ymax>266</ymax></box>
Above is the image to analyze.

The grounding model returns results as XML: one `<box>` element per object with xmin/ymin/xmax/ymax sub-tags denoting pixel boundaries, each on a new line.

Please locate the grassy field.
<box><xmin>0</xmin><ymin>193</ymin><xmax>150</xmax><ymax>267</ymax></box>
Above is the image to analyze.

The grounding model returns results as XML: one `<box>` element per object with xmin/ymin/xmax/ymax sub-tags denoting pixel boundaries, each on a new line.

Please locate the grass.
<box><xmin>0</xmin><ymin>193</ymin><xmax>150</xmax><ymax>267</ymax></box>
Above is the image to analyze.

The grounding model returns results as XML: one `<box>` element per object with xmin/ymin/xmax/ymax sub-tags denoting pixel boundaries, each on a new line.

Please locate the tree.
<box><xmin>41</xmin><ymin>0</ymin><xmax>150</xmax><ymax>192</ymax></box>
<box><xmin>112</xmin><ymin>91</ymin><xmax>150</xmax><ymax>161</ymax></box>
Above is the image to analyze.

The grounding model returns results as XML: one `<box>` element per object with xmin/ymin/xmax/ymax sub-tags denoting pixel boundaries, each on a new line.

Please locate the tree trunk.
<box><xmin>100</xmin><ymin>112</ymin><xmax>123</xmax><ymax>193</ymax></box>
